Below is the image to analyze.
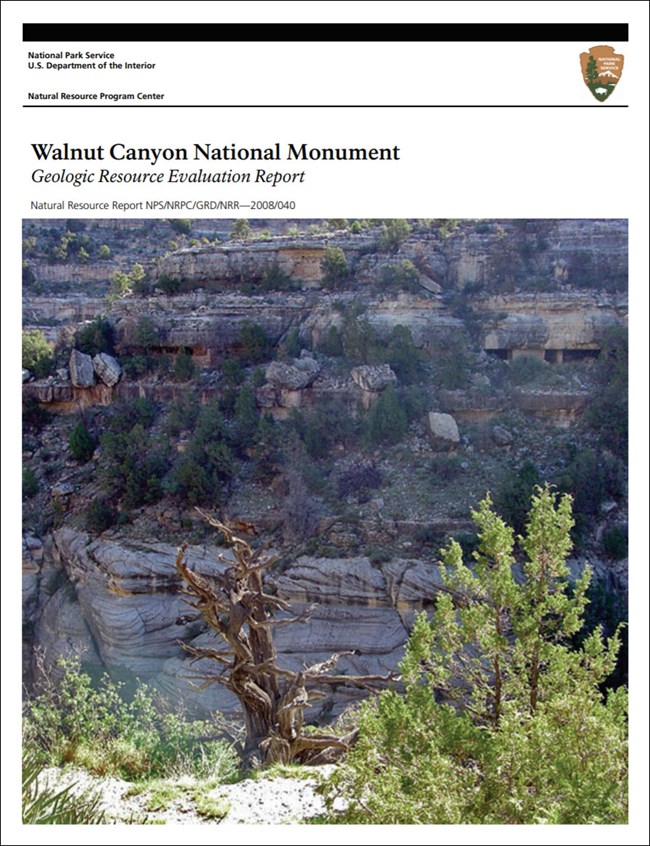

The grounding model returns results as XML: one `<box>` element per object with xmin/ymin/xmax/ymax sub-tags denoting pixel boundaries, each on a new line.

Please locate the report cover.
<box><xmin>2</xmin><ymin>3</ymin><xmax>648</xmax><ymax>843</ymax></box>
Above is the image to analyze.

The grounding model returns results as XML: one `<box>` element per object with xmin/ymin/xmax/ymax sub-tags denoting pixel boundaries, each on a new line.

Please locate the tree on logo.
<box><xmin>586</xmin><ymin>54</ymin><xmax>599</xmax><ymax>84</ymax></box>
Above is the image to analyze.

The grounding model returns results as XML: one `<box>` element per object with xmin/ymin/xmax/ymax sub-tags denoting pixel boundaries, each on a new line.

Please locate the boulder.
<box><xmin>351</xmin><ymin>364</ymin><xmax>397</xmax><ymax>392</ymax></box>
<box><xmin>266</xmin><ymin>359</ymin><xmax>320</xmax><ymax>390</ymax></box>
<box><xmin>292</xmin><ymin>354</ymin><xmax>321</xmax><ymax>381</ymax></box>
<box><xmin>418</xmin><ymin>274</ymin><xmax>443</xmax><ymax>294</ymax></box>
<box><xmin>426</xmin><ymin>412</ymin><xmax>460</xmax><ymax>450</ymax></box>
<box><xmin>491</xmin><ymin>425</ymin><xmax>514</xmax><ymax>446</ymax></box>
<box><xmin>22</xmin><ymin>369</ymin><xmax>31</xmax><ymax>383</ymax></box>
<box><xmin>93</xmin><ymin>352</ymin><xmax>122</xmax><ymax>386</ymax></box>
<box><xmin>69</xmin><ymin>349</ymin><xmax>95</xmax><ymax>387</ymax></box>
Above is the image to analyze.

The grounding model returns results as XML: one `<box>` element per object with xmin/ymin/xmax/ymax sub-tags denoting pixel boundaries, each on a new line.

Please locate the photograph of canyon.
<box><xmin>21</xmin><ymin>218</ymin><xmax>628</xmax><ymax>825</ymax></box>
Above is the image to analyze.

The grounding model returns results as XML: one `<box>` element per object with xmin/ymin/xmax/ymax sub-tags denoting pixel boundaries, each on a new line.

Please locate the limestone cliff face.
<box><xmin>24</xmin><ymin>294</ymin><xmax>108</xmax><ymax>333</ymax></box>
<box><xmin>155</xmin><ymin>240</ymin><xmax>343</xmax><ymax>288</ymax></box>
<box><xmin>113</xmin><ymin>291</ymin><xmax>311</xmax><ymax>360</ymax></box>
<box><xmin>22</xmin><ymin>284</ymin><xmax>626</xmax><ymax>425</ymax></box>
<box><xmin>24</xmin><ymin>288</ymin><xmax>626</xmax><ymax>372</ymax></box>
<box><xmin>23</xmin><ymin>283</ymin><xmax>626</xmax><ymax>428</ymax></box>
<box><xmin>438</xmin><ymin>386</ymin><xmax>591</xmax><ymax>426</ymax></box>
<box><xmin>24</xmin><ymin>218</ymin><xmax>627</xmax><ymax>295</ymax></box>
<box><xmin>23</xmin><ymin>220</ymin><xmax>627</xmax><ymax>366</ymax></box>
<box><xmin>28</xmin><ymin>528</ymin><xmax>445</xmax><ymax>716</ymax></box>
<box><xmin>478</xmin><ymin>291</ymin><xmax>627</xmax><ymax>353</ymax></box>
<box><xmin>22</xmin><ymin>380</ymin><xmax>115</xmax><ymax>409</ymax></box>
<box><xmin>419</xmin><ymin>219</ymin><xmax>628</xmax><ymax>290</ymax></box>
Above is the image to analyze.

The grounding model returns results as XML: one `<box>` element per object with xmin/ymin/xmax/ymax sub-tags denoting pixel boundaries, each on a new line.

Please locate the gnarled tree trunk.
<box><xmin>175</xmin><ymin>510</ymin><xmax>394</xmax><ymax>766</ymax></box>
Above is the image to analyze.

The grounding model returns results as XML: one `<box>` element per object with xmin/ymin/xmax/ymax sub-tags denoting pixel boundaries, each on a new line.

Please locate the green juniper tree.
<box><xmin>239</xmin><ymin>322</ymin><xmax>272</xmax><ymax>365</ymax></box>
<box><xmin>173</xmin><ymin>348</ymin><xmax>196</xmax><ymax>382</ymax></box>
<box><xmin>321</xmin><ymin>246</ymin><xmax>348</xmax><ymax>287</ymax></box>
<box><xmin>378</xmin><ymin>218</ymin><xmax>411</xmax><ymax>252</ymax></box>
<box><xmin>362</xmin><ymin>384</ymin><xmax>407</xmax><ymax>446</ymax></box>
<box><xmin>68</xmin><ymin>419</ymin><xmax>96</xmax><ymax>463</ymax></box>
<box><xmin>108</xmin><ymin>263</ymin><xmax>147</xmax><ymax>300</ymax></box>
<box><xmin>323</xmin><ymin>486</ymin><xmax>627</xmax><ymax>824</ymax></box>
<box><xmin>165</xmin><ymin>403</ymin><xmax>236</xmax><ymax>507</ymax></box>
<box><xmin>232</xmin><ymin>384</ymin><xmax>260</xmax><ymax>452</ymax></box>
<box><xmin>231</xmin><ymin>219</ymin><xmax>251</xmax><ymax>240</ymax></box>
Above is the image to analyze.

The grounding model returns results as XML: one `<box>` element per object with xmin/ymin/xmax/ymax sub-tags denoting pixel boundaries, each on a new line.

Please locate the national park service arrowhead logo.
<box><xmin>580</xmin><ymin>45</ymin><xmax>624</xmax><ymax>102</ymax></box>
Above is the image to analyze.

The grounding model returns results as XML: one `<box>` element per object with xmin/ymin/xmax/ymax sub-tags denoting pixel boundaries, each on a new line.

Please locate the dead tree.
<box><xmin>175</xmin><ymin>509</ymin><xmax>395</xmax><ymax>766</ymax></box>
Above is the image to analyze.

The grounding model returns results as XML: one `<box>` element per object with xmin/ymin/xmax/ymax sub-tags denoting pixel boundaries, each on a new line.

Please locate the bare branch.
<box><xmin>176</xmin><ymin>671</ymin><xmax>230</xmax><ymax>690</ymax></box>
<box><xmin>302</xmin><ymin>651</ymin><xmax>354</xmax><ymax>677</ymax></box>
<box><xmin>248</xmin><ymin>607</ymin><xmax>314</xmax><ymax>630</ymax></box>
<box><xmin>314</xmin><ymin>670</ymin><xmax>398</xmax><ymax>688</ymax></box>
<box><xmin>180</xmin><ymin>643</ymin><xmax>232</xmax><ymax>668</ymax></box>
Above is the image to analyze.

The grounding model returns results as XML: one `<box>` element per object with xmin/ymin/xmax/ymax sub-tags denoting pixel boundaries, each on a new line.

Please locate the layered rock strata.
<box><xmin>26</xmin><ymin>529</ymin><xmax>457</xmax><ymax>717</ymax></box>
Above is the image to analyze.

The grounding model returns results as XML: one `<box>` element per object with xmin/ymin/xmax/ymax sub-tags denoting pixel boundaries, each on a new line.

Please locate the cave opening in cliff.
<box><xmin>486</xmin><ymin>349</ymin><xmax>509</xmax><ymax>361</ymax></box>
<box><xmin>543</xmin><ymin>349</ymin><xmax>601</xmax><ymax>364</ymax></box>
<box><xmin>562</xmin><ymin>348</ymin><xmax>601</xmax><ymax>363</ymax></box>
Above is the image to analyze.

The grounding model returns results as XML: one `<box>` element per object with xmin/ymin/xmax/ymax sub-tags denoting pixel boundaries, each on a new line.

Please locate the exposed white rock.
<box><xmin>33</xmin><ymin>586</ymin><xmax>102</xmax><ymax>677</ymax></box>
<box><xmin>276</xmin><ymin>556</ymin><xmax>388</xmax><ymax>605</ymax></box>
<box><xmin>426</xmin><ymin>412</ymin><xmax>460</xmax><ymax>450</ymax></box>
<box><xmin>31</xmin><ymin>522</ymin><xmax>625</xmax><ymax>721</ymax></box>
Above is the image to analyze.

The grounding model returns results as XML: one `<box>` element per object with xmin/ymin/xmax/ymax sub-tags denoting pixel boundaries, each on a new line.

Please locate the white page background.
<box><xmin>2</xmin><ymin>3</ymin><xmax>648</xmax><ymax>844</ymax></box>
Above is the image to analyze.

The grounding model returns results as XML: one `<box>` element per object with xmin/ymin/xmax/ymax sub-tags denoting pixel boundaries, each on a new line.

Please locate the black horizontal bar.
<box><xmin>23</xmin><ymin>104</ymin><xmax>628</xmax><ymax>109</ymax></box>
<box><xmin>23</xmin><ymin>22</ymin><xmax>628</xmax><ymax>42</ymax></box>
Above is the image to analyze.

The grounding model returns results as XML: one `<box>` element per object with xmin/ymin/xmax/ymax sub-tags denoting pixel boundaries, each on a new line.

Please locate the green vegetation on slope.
<box><xmin>23</xmin><ymin>657</ymin><xmax>240</xmax><ymax>783</ymax></box>
<box><xmin>320</xmin><ymin>487</ymin><xmax>627</xmax><ymax>824</ymax></box>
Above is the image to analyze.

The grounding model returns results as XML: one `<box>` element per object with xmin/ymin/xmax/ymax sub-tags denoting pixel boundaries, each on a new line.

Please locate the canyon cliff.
<box><xmin>22</xmin><ymin>218</ymin><xmax>629</xmax><ymax>713</ymax></box>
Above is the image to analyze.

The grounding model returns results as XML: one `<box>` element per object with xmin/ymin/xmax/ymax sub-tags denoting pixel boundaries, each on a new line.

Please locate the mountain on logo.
<box><xmin>579</xmin><ymin>45</ymin><xmax>624</xmax><ymax>102</ymax></box>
